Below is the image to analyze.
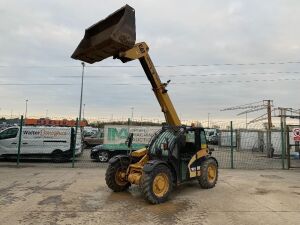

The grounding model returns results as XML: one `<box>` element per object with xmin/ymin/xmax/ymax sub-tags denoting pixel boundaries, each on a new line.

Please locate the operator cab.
<box><xmin>148</xmin><ymin>126</ymin><xmax>209</xmax><ymax>182</ymax></box>
<box><xmin>148</xmin><ymin>126</ymin><xmax>208</xmax><ymax>158</ymax></box>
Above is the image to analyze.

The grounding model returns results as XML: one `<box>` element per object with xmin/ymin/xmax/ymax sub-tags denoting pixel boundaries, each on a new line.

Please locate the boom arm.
<box><xmin>117</xmin><ymin>42</ymin><xmax>181</xmax><ymax>126</ymax></box>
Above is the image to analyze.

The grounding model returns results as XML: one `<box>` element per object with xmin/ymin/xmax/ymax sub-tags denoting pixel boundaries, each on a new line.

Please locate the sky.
<box><xmin>0</xmin><ymin>0</ymin><xmax>299</xmax><ymax>126</ymax></box>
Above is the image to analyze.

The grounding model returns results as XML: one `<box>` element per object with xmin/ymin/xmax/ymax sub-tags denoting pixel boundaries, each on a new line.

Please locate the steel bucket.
<box><xmin>71</xmin><ymin>5</ymin><xmax>136</xmax><ymax>63</ymax></box>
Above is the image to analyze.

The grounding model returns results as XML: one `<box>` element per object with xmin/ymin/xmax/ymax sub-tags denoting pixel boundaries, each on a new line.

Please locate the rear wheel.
<box><xmin>105</xmin><ymin>161</ymin><xmax>130</xmax><ymax>192</ymax></box>
<box><xmin>198</xmin><ymin>158</ymin><xmax>218</xmax><ymax>189</ymax></box>
<box><xmin>52</xmin><ymin>150</ymin><xmax>65</xmax><ymax>163</ymax></box>
<box><xmin>141</xmin><ymin>164</ymin><xmax>172</xmax><ymax>204</ymax></box>
<box><xmin>98</xmin><ymin>151</ymin><xmax>110</xmax><ymax>162</ymax></box>
<box><xmin>83</xmin><ymin>141</ymin><xmax>88</xmax><ymax>149</ymax></box>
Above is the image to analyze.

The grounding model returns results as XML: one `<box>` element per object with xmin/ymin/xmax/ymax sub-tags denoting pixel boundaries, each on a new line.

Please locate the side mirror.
<box><xmin>160</xmin><ymin>143</ymin><xmax>166</xmax><ymax>150</ymax></box>
<box><xmin>165</xmin><ymin>138</ymin><xmax>169</xmax><ymax>149</ymax></box>
<box><xmin>209</xmin><ymin>147</ymin><xmax>215</xmax><ymax>152</ymax></box>
<box><xmin>125</xmin><ymin>133</ymin><xmax>134</xmax><ymax>148</ymax></box>
<box><xmin>155</xmin><ymin>147</ymin><xmax>162</xmax><ymax>157</ymax></box>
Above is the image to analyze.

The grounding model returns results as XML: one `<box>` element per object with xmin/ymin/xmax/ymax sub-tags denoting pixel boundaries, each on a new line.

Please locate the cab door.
<box><xmin>200</xmin><ymin>129</ymin><xmax>208</xmax><ymax>150</ymax></box>
<box><xmin>0</xmin><ymin>127</ymin><xmax>19</xmax><ymax>155</ymax></box>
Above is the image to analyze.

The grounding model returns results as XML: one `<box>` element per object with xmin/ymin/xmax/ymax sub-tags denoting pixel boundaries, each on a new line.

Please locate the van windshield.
<box><xmin>0</xmin><ymin>127</ymin><xmax>19</xmax><ymax>140</ymax></box>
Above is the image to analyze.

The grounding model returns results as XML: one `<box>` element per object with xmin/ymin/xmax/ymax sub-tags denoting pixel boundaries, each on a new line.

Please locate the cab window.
<box><xmin>0</xmin><ymin>128</ymin><xmax>19</xmax><ymax>140</ymax></box>
<box><xmin>186</xmin><ymin>131</ymin><xmax>195</xmax><ymax>143</ymax></box>
<box><xmin>183</xmin><ymin>131</ymin><xmax>196</xmax><ymax>152</ymax></box>
<box><xmin>200</xmin><ymin>130</ymin><xmax>207</xmax><ymax>146</ymax></box>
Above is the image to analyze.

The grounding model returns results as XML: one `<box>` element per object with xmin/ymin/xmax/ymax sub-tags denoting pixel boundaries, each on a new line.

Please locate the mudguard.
<box><xmin>143</xmin><ymin>160</ymin><xmax>169</xmax><ymax>173</ymax></box>
<box><xmin>108</xmin><ymin>155</ymin><xmax>130</xmax><ymax>167</ymax></box>
<box><xmin>207</xmin><ymin>156</ymin><xmax>219</xmax><ymax>167</ymax></box>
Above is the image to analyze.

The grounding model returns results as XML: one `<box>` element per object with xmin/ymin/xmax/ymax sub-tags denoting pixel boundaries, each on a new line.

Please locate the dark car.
<box><xmin>83</xmin><ymin>131</ymin><xmax>104</xmax><ymax>148</ymax></box>
<box><xmin>90</xmin><ymin>144</ymin><xmax>131</xmax><ymax>162</ymax></box>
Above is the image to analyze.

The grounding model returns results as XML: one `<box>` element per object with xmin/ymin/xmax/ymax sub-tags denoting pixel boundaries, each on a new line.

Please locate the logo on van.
<box><xmin>23</xmin><ymin>130</ymin><xmax>67</xmax><ymax>137</ymax></box>
<box><xmin>43</xmin><ymin>130</ymin><xmax>67</xmax><ymax>137</ymax></box>
<box><xmin>23</xmin><ymin>130</ymin><xmax>41</xmax><ymax>135</ymax></box>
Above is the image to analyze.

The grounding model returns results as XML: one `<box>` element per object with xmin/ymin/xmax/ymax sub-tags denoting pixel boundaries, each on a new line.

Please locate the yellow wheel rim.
<box><xmin>115</xmin><ymin>168</ymin><xmax>127</xmax><ymax>186</ymax></box>
<box><xmin>152</xmin><ymin>173</ymin><xmax>169</xmax><ymax>197</ymax></box>
<box><xmin>207</xmin><ymin>164</ymin><xmax>217</xmax><ymax>183</ymax></box>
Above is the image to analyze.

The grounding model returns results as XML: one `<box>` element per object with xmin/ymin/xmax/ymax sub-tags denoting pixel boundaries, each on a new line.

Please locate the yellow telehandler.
<box><xmin>71</xmin><ymin>5</ymin><xmax>218</xmax><ymax>204</ymax></box>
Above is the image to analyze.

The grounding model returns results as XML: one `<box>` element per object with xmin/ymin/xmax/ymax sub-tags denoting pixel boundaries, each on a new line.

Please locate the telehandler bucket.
<box><xmin>71</xmin><ymin>5</ymin><xmax>136</xmax><ymax>64</ymax></box>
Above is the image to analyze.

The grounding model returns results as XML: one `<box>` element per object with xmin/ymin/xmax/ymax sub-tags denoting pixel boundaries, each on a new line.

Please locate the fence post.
<box><xmin>286</xmin><ymin>125</ymin><xmax>290</xmax><ymax>169</ymax></box>
<box><xmin>280</xmin><ymin>122</ymin><xmax>285</xmax><ymax>169</ymax></box>
<box><xmin>17</xmin><ymin>115</ymin><xmax>24</xmax><ymax>167</ymax></box>
<box><xmin>70</xmin><ymin>127</ymin><xmax>75</xmax><ymax>168</ymax></box>
<box><xmin>230</xmin><ymin>121</ymin><xmax>234</xmax><ymax>169</ymax></box>
<box><xmin>72</xmin><ymin>118</ymin><xmax>79</xmax><ymax>168</ymax></box>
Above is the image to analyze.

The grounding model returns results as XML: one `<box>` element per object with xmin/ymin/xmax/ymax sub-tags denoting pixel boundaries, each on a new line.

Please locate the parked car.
<box><xmin>83</xmin><ymin>131</ymin><xmax>104</xmax><ymax>148</ymax></box>
<box><xmin>90</xmin><ymin>144</ymin><xmax>132</xmax><ymax>162</ymax></box>
<box><xmin>0</xmin><ymin>126</ymin><xmax>82</xmax><ymax>162</ymax></box>
<box><xmin>205</xmin><ymin>128</ymin><xmax>220</xmax><ymax>145</ymax></box>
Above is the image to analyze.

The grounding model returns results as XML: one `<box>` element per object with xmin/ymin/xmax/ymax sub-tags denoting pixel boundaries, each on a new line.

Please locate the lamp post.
<box><xmin>83</xmin><ymin>104</ymin><xmax>86</xmax><ymax>120</ymax></box>
<box><xmin>245</xmin><ymin>112</ymin><xmax>248</xmax><ymax>129</ymax></box>
<box><xmin>207</xmin><ymin>113</ymin><xmax>210</xmax><ymax>128</ymax></box>
<box><xmin>131</xmin><ymin>107</ymin><xmax>134</xmax><ymax>122</ymax></box>
<box><xmin>78</xmin><ymin>62</ymin><xmax>85</xmax><ymax>126</ymax></box>
<box><xmin>25</xmin><ymin>99</ymin><xmax>28</xmax><ymax>119</ymax></box>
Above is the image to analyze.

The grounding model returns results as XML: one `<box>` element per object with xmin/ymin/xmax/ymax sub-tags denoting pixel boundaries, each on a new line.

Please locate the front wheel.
<box><xmin>105</xmin><ymin>161</ymin><xmax>130</xmax><ymax>192</ymax></box>
<box><xmin>141</xmin><ymin>164</ymin><xmax>173</xmax><ymax>204</ymax></box>
<box><xmin>198</xmin><ymin>158</ymin><xmax>218</xmax><ymax>189</ymax></box>
<box><xmin>98</xmin><ymin>151</ymin><xmax>110</xmax><ymax>162</ymax></box>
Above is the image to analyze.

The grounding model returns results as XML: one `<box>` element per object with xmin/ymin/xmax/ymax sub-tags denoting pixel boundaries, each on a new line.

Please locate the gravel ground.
<box><xmin>0</xmin><ymin>167</ymin><xmax>300</xmax><ymax>225</ymax></box>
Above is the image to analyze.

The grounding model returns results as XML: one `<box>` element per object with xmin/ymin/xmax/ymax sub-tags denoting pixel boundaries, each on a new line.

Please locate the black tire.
<box><xmin>52</xmin><ymin>150</ymin><xmax>65</xmax><ymax>163</ymax></box>
<box><xmin>105</xmin><ymin>161</ymin><xmax>130</xmax><ymax>192</ymax></box>
<box><xmin>83</xmin><ymin>141</ymin><xmax>88</xmax><ymax>149</ymax></box>
<box><xmin>141</xmin><ymin>164</ymin><xmax>173</xmax><ymax>204</ymax></box>
<box><xmin>98</xmin><ymin>151</ymin><xmax>110</xmax><ymax>162</ymax></box>
<box><xmin>198</xmin><ymin>158</ymin><xmax>218</xmax><ymax>189</ymax></box>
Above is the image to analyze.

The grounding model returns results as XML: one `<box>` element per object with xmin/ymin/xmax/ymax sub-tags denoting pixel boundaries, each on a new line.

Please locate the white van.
<box><xmin>0</xmin><ymin>126</ymin><xmax>82</xmax><ymax>162</ymax></box>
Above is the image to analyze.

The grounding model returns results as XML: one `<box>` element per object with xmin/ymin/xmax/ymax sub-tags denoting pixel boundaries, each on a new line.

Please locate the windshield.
<box><xmin>149</xmin><ymin>129</ymin><xmax>177</xmax><ymax>156</ymax></box>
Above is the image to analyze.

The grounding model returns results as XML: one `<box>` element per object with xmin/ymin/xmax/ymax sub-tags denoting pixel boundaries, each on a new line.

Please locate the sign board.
<box><xmin>103</xmin><ymin>125</ymin><xmax>161</xmax><ymax>150</ymax></box>
<box><xmin>293</xmin><ymin>128</ymin><xmax>300</xmax><ymax>141</ymax></box>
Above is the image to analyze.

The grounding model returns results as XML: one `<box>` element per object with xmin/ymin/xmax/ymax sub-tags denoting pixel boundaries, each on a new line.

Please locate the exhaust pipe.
<box><xmin>71</xmin><ymin>5</ymin><xmax>136</xmax><ymax>64</ymax></box>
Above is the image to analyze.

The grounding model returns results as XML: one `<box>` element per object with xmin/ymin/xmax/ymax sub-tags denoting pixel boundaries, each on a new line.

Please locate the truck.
<box><xmin>90</xmin><ymin>125</ymin><xmax>160</xmax><ymax>162</ymax></box>
<box><xmin>72</xmin><ymin>4</ymin><xmax>218</xmax><ymax>204</ymax></box>
<box><xmin>0</xmin><ymin>126</ymin><xmax>82</xmax><ymax>162</ymax></box>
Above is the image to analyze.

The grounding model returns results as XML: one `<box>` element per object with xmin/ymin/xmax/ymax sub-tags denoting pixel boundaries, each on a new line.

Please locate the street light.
<box><xmin>83</xmin><ymin>104</ymin><xmax>86</xmax><ymax>120</ymax></box>
<box><xmin>207</xmin><ymin>113</ymin><xmax>210</xmax><ymax>128</ymax></box>
<box><xmin>25</xmin><ymin>99</ymin><xmax>28</xmax><ymax>119</ymax></box>
<box><xmin>131</xmin><ymin>107</ymin><xmax>134</xmax><ymax>121</ymax></box>
<box><xmin>78</xmin><ymin>62</ymin><xmax>85</xmax><ymax>126</ymax></box>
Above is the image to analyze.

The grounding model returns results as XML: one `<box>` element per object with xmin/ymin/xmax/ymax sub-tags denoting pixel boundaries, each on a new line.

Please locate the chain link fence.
<box><xmin>286</xmin><ymin>125</ymin><xmax>300</xmax><ymax>168</ymax></box>
<box><xmin>1</xmin><ymin>116</ymin><xmax>299</xmax><ymax>170</ymax></box>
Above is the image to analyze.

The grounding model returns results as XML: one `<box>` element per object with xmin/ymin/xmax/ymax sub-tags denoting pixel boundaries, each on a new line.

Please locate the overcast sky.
<box><xmin>0</xmin><ymin>0</ymin><xmax>299</xmax><ymax>126</ymax></box>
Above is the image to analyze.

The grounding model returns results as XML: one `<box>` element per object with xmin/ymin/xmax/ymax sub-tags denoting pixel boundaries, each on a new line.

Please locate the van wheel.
<box><xmin>52</xmin><ymin>150</ymin><xmax>65</xmax><ymax>163</ymax></box>
<box><xmin>98</xmin><ymin>151</ymin><xmax>110</xmax><ymax>162</ymax></box>
<box><xmin>83</xmin><ymin>141</ymin><xmax>88</xmax><ymax>149</ymax></box>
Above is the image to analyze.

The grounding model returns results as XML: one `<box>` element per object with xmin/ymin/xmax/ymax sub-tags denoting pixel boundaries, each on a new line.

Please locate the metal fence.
<box><xmin>286</xmin><ymin>125</ymin><xmax>300</xmax><ymax>168</ymax></box>
<box><xmin>1</xmin><ymin>117</ymin><xmax>299</xmax><ymax>170</ymax></box>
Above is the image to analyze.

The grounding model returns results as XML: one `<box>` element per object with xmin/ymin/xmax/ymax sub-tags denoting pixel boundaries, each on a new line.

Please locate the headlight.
<box><xmin>92</xmin><ymin>145</ymin><xmax>103</xmax><ymax>151</ymax></box>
